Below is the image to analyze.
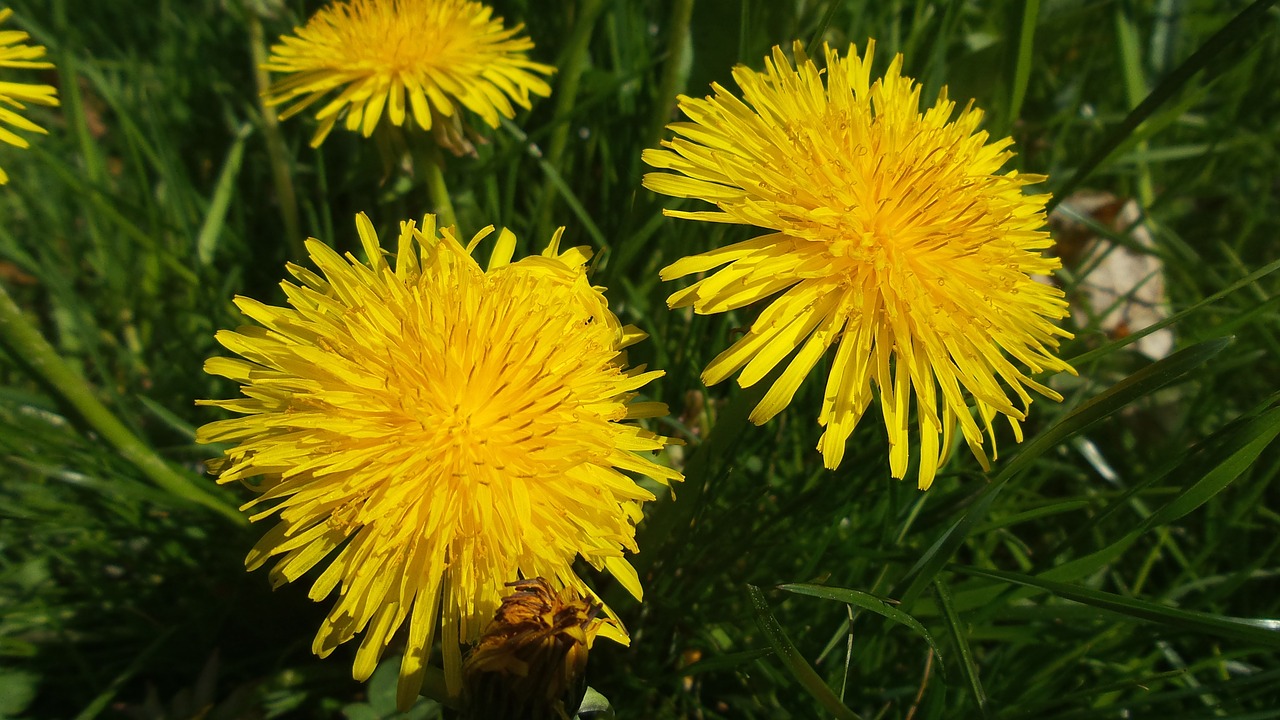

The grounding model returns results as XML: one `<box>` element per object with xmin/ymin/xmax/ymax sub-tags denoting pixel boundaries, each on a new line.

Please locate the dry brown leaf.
<box><xmin>1050</xmin><ymin>191</ymin><xmax>1174</xmax><ymax>360</ymax></box>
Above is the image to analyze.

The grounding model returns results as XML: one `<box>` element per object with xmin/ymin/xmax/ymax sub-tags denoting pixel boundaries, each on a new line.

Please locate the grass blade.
<box><xmin>1064</xmin><ymin>257</ymin><xmax>1280</xmax><ymax>367</ymax></box>
<box><xmin>196</xmin><ymin>123</ymin><xmax>253</xmax><ymax>266</ymax></box>
<box><xmin>1039</xmin><ymin>395</ymin><xmax>1280</xmax><ymax>582</ymax></box>
<box><xmin>954</xmin><ymin>566</ymin><xmax>1280</xmax><ymax>649</ymax></box>
<box><xmin>1139</xmin><ymin>405</ymin><xmax>1280</xmax><ymax>533</ymax></box>
<box><xmin>502</xmin><ymin>118</ymin><xmax>607</xmax><ymax>249</ymax></box>
<box><xmin>0</xmin><ymin>285</ymin><xmax>244</xmax><ymax>524</ymax></box>
<box><xmin>807</xmin><ymin>1</ymin><xmax>843</xmax><ymax>54</ymax></box>
<box><xmin>779</xmin><ymin>583</ymin><xmax>945</xmax><ymax>666</ymax></box>
<box><xmin>897</xmin><ymin>338</ymin><xmax>1232</xmax><ymax>606</ymax></box>
<box><xmin>673</xmin><ymin>648</ymin><xmax>775</xmax><ymax>679</ymax></box>
<box><xmin>747</xmin><ymin>585</ymin><xmax>861</xmax><ymax>720</ymax></box>
<box><xmin>934</xmin><ymin>580</ymin><xmax>988</xmax><ymax>718</ymax></box>
<box><xmin>1047</xmin><ymin>0</ymin><xmax>1278</xmax><ymax>211</ymax></box>
<box><xmin>1004</xmin><ymin>0</ymin><xmax>1040</xmax><ymax>137</ymax></box>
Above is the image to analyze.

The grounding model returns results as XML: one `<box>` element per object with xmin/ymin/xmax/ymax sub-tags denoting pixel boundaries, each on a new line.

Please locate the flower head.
<box><xmin>643</xmin><ymin>41</ymin><xmax>1074</xmax><ymax>489</ymax></box>
<box><xmin>0</xmin><ymin>8</ymin><xmax>60</xmax><ymax>184</ymax></box>
<box><xmin>198</xmin><ymin>214</ymin><xmax>679</xmax><ymax>710</ymax></box>
<box><xmin>462</xmin><ymin>578</ymin><xmax>600</xmax><ymax>719</ymax></box>
<box><xmin>263</xmin><ymin>0</ymin><xmax>554</xmax><ymax>150</ymax></box>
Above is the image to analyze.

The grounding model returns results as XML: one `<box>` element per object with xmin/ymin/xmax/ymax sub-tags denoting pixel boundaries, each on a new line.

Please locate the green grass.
<box><xmin>1</xmin><ymin>0</ymin><xmax>1278</xmax><ymax>718</ymax></box>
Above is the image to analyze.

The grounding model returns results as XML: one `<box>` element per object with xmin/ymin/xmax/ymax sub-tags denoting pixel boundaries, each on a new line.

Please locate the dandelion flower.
<box><xmin>263</xmin><ymin>0</ymin><xmax>554</xmax><ymax>150</ymax></box>
<box><xmin>198</xmin><ymin>214</ymin><xmax>679</xmax><ymax>710</ymax></box>
<box><xmin>643</xmin><ymin>41</ymin><xmax>1074</xmax><ymax>489</ymax></box>
<box><xmin>462</xmin><ymin>578</ymin><xmax>600</xmax><ymax>718</ymax></box>
<box><xmin>0</xmin><ymin>8</ymin><xmax>59</xmax><ymax>185</ymax></box>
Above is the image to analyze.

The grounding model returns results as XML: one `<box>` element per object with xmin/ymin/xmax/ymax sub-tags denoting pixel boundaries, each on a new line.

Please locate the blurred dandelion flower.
<box><xmin>0</xmin><ymin>8</ymin><xmax>59</xmax><ymax>185</ymax></box>
<box><xmin>643</xmin><ymin>41</ymin><xmax>1074</xmax><ymax>489</ymax></box>
<box><xmin>462</xmin><ymin>578</ymin><xmax>600</xmax><ymax>719</ymax></box>
<box><xmin>198</xmin><ymin>214</ymin><xmax>679</xmax><ymax>709</ymax></box>
<box><xmin>263</xmin><ymin>0</ymin><xmax>553</xmax><ymax>150</ymax></box>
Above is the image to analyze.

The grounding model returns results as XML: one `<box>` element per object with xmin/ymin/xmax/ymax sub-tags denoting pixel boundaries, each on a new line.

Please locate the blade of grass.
<box><xmin>779</xmin><ymin>583</ymin><xmax>945</xmax><ymax>667</ymax></box>
<box><xmin>536</xmin><ymin>0</ymin><xmax>606</xmax><ymax>239</ymax></box>
<box><xmin>246</xmin><ymin>5</ymin><xmax>304</xmax><ymax>261</ymax></box>
<box><xmin>807</xmin><ymin>1</ymin><xmax>842</xmax><ymax>53</ymax></box>
<box><xmin>196</xmin><ymin>122</ymin><xmax>252</xmax><ymax>266</ymax></box>
<box><xmin>503</xmin><ymin>119</ymin><xmax>607</xmax><ymax>249</ymax></box>
<box><xmin>1003</xmin><ymin>0</ymin><xmax>1040</xmax><ymax>137</ymax></box>
<box><xmin>1048</xmin><ymin>399</ymin><xmax>1280</xmax><ymax>580</ymax></box>
<box><xmin>72</xmin><ymin>630</ymin><xmax>172</xmax><ymax>720</ymax></box>
<box><xmin>647</xmin><ymin>0</ymin><xmax>694</xmax><ymax>147</ymax></box>
<box><xmin>747</xmin><ymin>585</ymin><xmax>861</xmax><ymax>720</ymax></box>
<box><xmin>1138</xmin><ymin>405</ymin><xmax>1280</xmax><ymax>532</ymax></box>
<box><xmin>1114</xmin><ymin>2</ymin><xmax>1155</xmax><ymax>207</ymax></box>
<box><xmin>934</xmin><ymin>580</ymin><xmax>988</xmax><ymax>718</ymax></box>
<box><xmin>1065</xmin><ymin>256</ymin><xmax>1280</xmax><ymax>367</ymax></box>
<box><xmin>896</xmin><ymin>337</ymin><xmax>1231</xmax><ymax>606</ymax></box>
<box><xmin>673</xmin><ymin>648</ymin><xmax>774</xmax><ymax>678</ymax></box>
<box><xmin>0</xmin><ymin>284</ymin><xmax>243</xmax><ymax>524</ymax></box>
<box><xmin>1047</xmin><ymin>0</ymin><xmax>1277</xmax><ymax>212</ymax></box>
<box><xmin>954</xmin><ymin>566</ymin><xmax>1280</xmax><ymax>648</ymax></box>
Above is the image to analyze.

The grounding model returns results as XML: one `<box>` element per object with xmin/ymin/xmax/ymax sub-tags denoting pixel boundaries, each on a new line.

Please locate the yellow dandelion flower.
<box><xmin>0</xmin><ymin>7</ymin><xmax>60</xmax><ymax>185</ymax></box>
<box><xmin>197</xmin><ymin>214</ymin><xmax>679</xmax><ymax>710</ymax></box>
<box><xmin>263</xmin><ymin>0</ymin><xmax>554</xmax><ymax>149</ymax></box>
<box><xmin>643</xmin><ymin>41</ymin><xmax>1075</xmax><ymax>489</ymax></box>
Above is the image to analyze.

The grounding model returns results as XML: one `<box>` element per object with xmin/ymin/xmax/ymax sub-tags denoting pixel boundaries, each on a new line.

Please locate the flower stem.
<box><xmin>0</xmin><ymin>283</ymin><xmax>245</xmax><ymax>525</ymax></box>
<box><xmin>246</xmin><ymin>6</ymin><xmax>305</xmax><ymax>261</ymax></box>
<box><xmin>420</xmin><ymin>143</ymin><xmax>458</xmax><ymax>230</ymax></box>
<box><xmin>647</xmin><ymin>0</ymin><xmax>695</xmax><ymax>148</ymax></box>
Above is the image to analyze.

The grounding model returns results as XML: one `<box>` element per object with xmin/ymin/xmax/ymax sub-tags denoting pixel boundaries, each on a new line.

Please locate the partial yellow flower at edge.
<box><xmin>197</xmin><ymin>214</ymin><xmax>680</xmax><ymax>710</ymax></box>
<box><xmin>262</xmin><ymin>0</ymin><xmax>554</xmax><ymax>149</ymax></box>
<box><xmin>642</xmin><ymin>40</ymin><xmax>1076</xmax><ymax>490</ymax></box>
<box><xmin>0</xmin><ymin>7</ymin><xmax>60</xmax><ymax>185</ymax></box>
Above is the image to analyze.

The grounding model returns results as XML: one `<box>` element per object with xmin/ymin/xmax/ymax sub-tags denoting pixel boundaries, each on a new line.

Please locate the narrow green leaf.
<box><xmin>502</xmin><ymin>119</ymin><xmax>607</xmax><ymax>249</ymax></box>
<box><xmin>197</xmin><ymin>123</ymin><xmax>253</xmax><ymax>266</ymax></box>
<box><xmin>934</xmin><ymin>580</ymin><xmax>988</xmax><ymax>718</ymax></box>
<box><xmin>1004</xmin><ymin>0</ymin><xmax>1040</xmax><ymax>136</ymax></box>
<box><xmin>897</xmin><ymin>338</ymin><xmax>1231</xmax><ymax>605</ymax></box>
<box><xmin>1048</xmin><ymin>0</ymin><xmax>1278</xmax><ymax>211</ymax></box>
<box><xmin>779</xmin><ymin>583</ymin><xmax>945</xmax><ymax>667</ymax></box>
<box><xmin>634</xmin><ymin>372</ymin><xmax>772</xmax><ymax>577</ymax></box>
<box><xmin>807</xmin><ymin>1</ymin><xmax>843</xmax><ymax>54</ymax></box>
<box><xmin>1040</xmin><ymin>530</ymin><xmax>1142</xmax><ymax>583</ymax></box>
<box><xmin>136</xmin><ymin>394</ymin><xmax>199</xmax><ymax>443</ymax></box>
<box><xmin>674</xmin><ymin>648</ymin><xmax>774</xmax><ymax>678</ymax></box>
<box><xmin>73</xmin><ymin>630</ymin><xmax>172</xmax><ymax>720</ymax></box>
<box><xmin>1139</xmin><ymin>406</ymin><xmax>1280</xmax><ymax>532</ymax></box>
<box><xmin>1043</xmin><ymin>399</ymin><xmax>1280</xmax><ymax>583</ymax></box>
<box><xmin>747</xmin><ymin>585</ymin><xmax>861</xmax><ymax>720</ymax></box>
<box><xmin>955</xmin><ymin>566</ymin><xmax>1280</xmax><ymax>648</ymax></box>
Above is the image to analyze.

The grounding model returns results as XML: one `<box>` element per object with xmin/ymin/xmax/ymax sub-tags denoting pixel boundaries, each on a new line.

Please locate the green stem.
<box><xmin>246</xmin><ymin>6</ymin><xmax>305</xmax><ymax>261</ymax></box>
<box><xmin>0</xmin><ymin>283</ymin><xmax>244</xmax><ymax>525</ymax></box>
<box><xmin>646</xmin><ymin>0</ymin><xmax>695</xmax><ymax>149</ymax></box>
<box><xmin>420</xmin><ymin>143</ymin><xmax>458</xmax><ymax>230</ymax></box>
<box><xmin>536</xmin><ymin>0</ymin><xmax>607</xmax><ymax>238</ymax></box>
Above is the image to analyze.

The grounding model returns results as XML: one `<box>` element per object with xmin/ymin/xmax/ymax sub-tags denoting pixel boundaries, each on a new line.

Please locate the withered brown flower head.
<box><xmin>462</xmin><ymin>578</ymin><xmax>603</xmax><ymax>720</ymax></box>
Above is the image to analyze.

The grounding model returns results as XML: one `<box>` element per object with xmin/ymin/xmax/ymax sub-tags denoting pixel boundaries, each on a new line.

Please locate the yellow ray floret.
<box><xmin>263</xmin><ymin>0</ymin><xmax>554</xmax><ymax>148</ymax></box>
<box><xmin>198</xmin><ymin>214</ymin><xmax>679</xmax><ymax>710</ymax></box>
<box><xmin>0</xmin><ymin>8</ymin><xmax>60</xmax><ymax>184</ymax></box>
<box><xmin>643</xmin><ymin>40</ymin><xmax>1075</xmax><ymax>489</ymax></box>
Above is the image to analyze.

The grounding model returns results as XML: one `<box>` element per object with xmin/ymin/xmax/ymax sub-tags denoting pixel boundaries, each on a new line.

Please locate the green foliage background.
<box><xmin>0</xmin><ymin>0</ymin><xmax>1278</xmax><ymax>718</ymax></box>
